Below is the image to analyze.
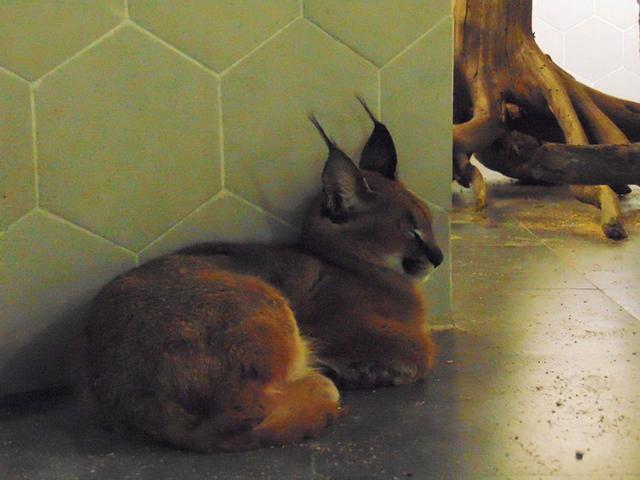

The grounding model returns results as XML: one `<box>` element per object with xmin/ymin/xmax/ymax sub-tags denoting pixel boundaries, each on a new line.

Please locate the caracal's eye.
<box><xmin>404</xmin><ymin>229</ymin><xmax>423</xmax><ymax>241</ymax></box>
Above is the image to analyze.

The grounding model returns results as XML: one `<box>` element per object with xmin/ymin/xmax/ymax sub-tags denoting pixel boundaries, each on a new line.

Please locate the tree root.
<box><xmin>454</xmin><ymin>152</ymin><xmax>486</xmax><ymax>210</ymax></box>
<box><xmin>453</xmin><ymin>0</ymin><xmax>638</xmax><ymax>239</ymax></box>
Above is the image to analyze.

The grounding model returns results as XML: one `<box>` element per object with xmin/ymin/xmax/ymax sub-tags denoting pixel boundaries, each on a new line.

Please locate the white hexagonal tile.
<box><xmin>139</xmin><ymin>192</ymin><xmax>296</xmax><ymax>263</ymax></box>
<box><xmin>0</xmin><ymin>209</ymin><xmax>136</xmax><ymax>394</ymax></box>
<box><xmin>533</xmin><ymin>17</ymin><xmax>565</xmax><ymax>65</ymax></box>
<box><xmin>129</xmin><ymin>0</ymin><xmax>299</xmax><ymax>73</ymax></box>
<box><xmin>624</xmin><ymin>23</ymin><xmax>640</xmax><ymax>74</ymax></box>
<box><xmin>223</xmin><ymin>19</ymin><xmax>378</xmax><ymax>226</ymax></box>
<box><xmin>0</xmin><ymin>72</ymin><xmax>34</xmax><ymax>230</ymax></box>
<box><xmin>533</xmin><ymin>0</ymin><xmax>594</xmax><ymax>32</ymax></box>
<box><xmin>36</xmin><ymin>25</ymin><xmax>221</xmax><ymax>252</ymax></box>
<box><xmin>593</xmin><ymin>68</ymin><xmax>640</xmax><ymax>101</ymax></box>
<box><xmin>565</xmin><ymin>17</ymin><xmax>623</xmax><ymax>81</ymax></box>
<box><xmin>595</xmin><ymin>0</ymin><xmax>639</xmax><ymax>30</ymax></box>
<box><xmin>304</xmin><ymin>0</ymin><xmax>451</xmax><ymax>67</ymax></box>
<box><xmin>0</xmin><ymin>0</ymin><xmax>125</xmax><ymax>81</ymax></box>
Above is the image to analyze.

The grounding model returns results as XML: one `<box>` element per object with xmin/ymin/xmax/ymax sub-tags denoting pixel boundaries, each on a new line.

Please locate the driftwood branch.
<box><xmin>529</xmin><ymin>143</ymin><xmax>640</xmax><ymax>185</ymax></box>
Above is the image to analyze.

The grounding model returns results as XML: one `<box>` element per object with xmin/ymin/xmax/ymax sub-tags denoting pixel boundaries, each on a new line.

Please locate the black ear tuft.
<box><xmin>357</xmin><ymin>96</ymin><xmax>398</xmax><ymax>180</ymax></box>
<box><xmin>310</xmin><ymin>114</ymin><xmax>373</xmax><ymax>222</ymax></box>
<box><xmin>309</xmin><ymin>114</ymin><xmax>337</xmax><ymax>151</ymax></box>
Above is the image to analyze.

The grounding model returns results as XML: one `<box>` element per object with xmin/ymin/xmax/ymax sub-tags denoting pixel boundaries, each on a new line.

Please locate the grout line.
<box><xmin>592</xmin><ymin>66</ymin><xmax>626</xmax><ymax>87</ymax></box>
<box><xmin>519</xmin><ymin>220</ymin><xmax>640</xmax><ymax>321</ymax></box>
<box><xmin>127</xmin><ymin>20</ymin><xmax>220</xmax><ymax>79</ymax></box>
<box><xmin>516</xmin><ymin>219</ymin><xmax>604</xmax><ymax>292</ymax></box>
<box><xmin>425</xmin><ymin>199</ymin><xmax>445</xmax><ymax>213</ymax></box>
<box><xmin>303</xmin><ymin>18</ymin><xmax>379</xmax><ymax>71</ymax></box>
<box><xmin>418</xmin><ymin>196</ymin><xmax>451</xmax><ymax>215</ymax></box>
<box><xmin>33</xmin><ymin>21</ymin><xmax>126</xmax><ymax>88</ymax></box>
<box><xmin>136</xmin><ymin>189</ymin><xmax>228</xmax><ymax>256</ymax></box>
<box><xmin>569</xmin><ymin>14</ymin><xmax>595</xmax><ymax>34</ymax></box>
<box><xmin>218</xmin><ymin>81</ymin><xmax>225</xmax><ymax>189</ymax></box>
<box><xmin>598</xmin><ymin>291</ymin><xmax>640</xmax><ymax>321</ymax></box>
<box><xmin>532</xmin><ymin>16</ymin><xmax>564</xmax><ymax>36</ymax></box>
<box><xmin>591</xmin><ymin>66</ymin><xmax>625</xmax><ymax>86</ymax></box>
<box><xmin>380</xmin><ymin>15</ymin><xmax>451</xmax><ymax>70</ymax></box>
<box><xmin>29</xmin><ymin>85</ymin><xmax>39</xmax><ymax>206</ymax></box>
<box><xmin>518</xmin><ymin>224</ymin><xmax>640</xmax><ymax>319</ymax></box>
<box><xmin>36</xmin><ymin>207</ymin><xmax>137</xmax><ymax>258</ymax></box>
<box><xmin>137</xmin><ymin>189</ymin><xmax>299</xmax><ymax>258</ymax></box>
<box><xmin>218</xmin><ymin>16</ymin><xmax>300</xmax><ymax>77</ymax></box>
<box><xmin>376</xmin><ymin>68</ymin><xmax>382</xmax><ymax>119</ymax></box>
<box><xmin>0</xmin><ymin>207</ymin><xmax>38</xmax><ymax>238</ymax></box>
<box><xmin>598</xmin><ymin>15</ymin><xmax>626</xmax><ymax>32</ymax></box>
<box><xmin>506</xmin><ymin>287</ymin><xmax>600</xmax><ymax>291</ymax></box>
<box><xmin>447</xmin><ymin>257</ymin><xmax>453</xmax><ymax>320</ymax></box>
<box><xmin>226</xmin><ymin>191</ymin><xmax>299</xmax><ymax>232</ymax></box>
<box><xmin>0</xmin><ymin>64</ymin><xmax>29</xmax><ymax>83</ymax></box>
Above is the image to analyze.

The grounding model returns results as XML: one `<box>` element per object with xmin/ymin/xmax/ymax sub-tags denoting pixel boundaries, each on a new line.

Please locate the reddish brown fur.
<box><xmin>84</xmin><ymin>255</ymin><xmax>339</xmax><ymax>452</ymax></box>
<box><xmin>83</xmin><ymin>109</ymin><xmax>442</xmax><ymax>451</ymax></box>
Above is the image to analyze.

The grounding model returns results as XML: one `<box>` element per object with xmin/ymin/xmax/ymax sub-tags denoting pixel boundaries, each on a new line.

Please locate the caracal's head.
<box><xmin>302</xmin><ymin>97</ymin><xmax>443</xmax><ymax>282</ymax></box>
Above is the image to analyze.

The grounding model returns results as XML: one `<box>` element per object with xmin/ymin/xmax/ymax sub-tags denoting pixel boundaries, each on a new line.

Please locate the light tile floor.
<box><xmin>1</xmin><ymin>176</ymin><xmax>639</xmax><ymax>479</ymax></box>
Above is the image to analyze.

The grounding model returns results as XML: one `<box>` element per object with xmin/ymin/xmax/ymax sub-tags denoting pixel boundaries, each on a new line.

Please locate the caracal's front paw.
<box><xmin>320</xmin><ymin>358</ymin><xmax>427</xmax><ymax>389</ymax></box>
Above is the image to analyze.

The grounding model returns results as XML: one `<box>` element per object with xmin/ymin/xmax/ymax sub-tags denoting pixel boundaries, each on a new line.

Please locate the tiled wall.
<box><xmin>533</xmin><ymin>0</ymin><xmax>640</xmax><ymax>102</ymax></box>
<box><xmin>0</xmin><ymin>1</ymin><xmax>453</xmax><ymax>395</ymax></box>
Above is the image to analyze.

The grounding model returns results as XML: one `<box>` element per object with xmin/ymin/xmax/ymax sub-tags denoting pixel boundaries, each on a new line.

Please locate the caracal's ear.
<box><xmin>357</xmin><ymin>95</ymin><xmax>398</xmax><ymax>180</ymax></box>
<box><xmin>309</xmin><ymin>114</ymin><xmax>374</xmax><ymax>222</ymax></box>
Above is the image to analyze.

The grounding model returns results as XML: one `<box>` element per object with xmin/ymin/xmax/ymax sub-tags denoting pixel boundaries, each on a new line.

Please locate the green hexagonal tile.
<box><xmin>36</xmin><ymin>25</ymin><xmax>221</xmax><ymax>252</ymax></box>
<box><xmin>0</xmin><ymin>0</ymin><xmax>125</xmax><ymax>81</ymax></box>
<box><xmin>420</xmin><ymin>204</ymin><xmax>451</xmax><ymax>323</ymax></box>
<box><xmin>140</xmin><ymin>192</ymin><xmax>296</xmax><ymax>263</ymax></box>
<box><xmin>304</xmin><ymin>0</ymin><xmax>451</xmax><ymax>67</ymax></box>
<box><xmin>0</xmin><ymin>72</ymin><xmax>34</xmax><ymax>231</ymax></box>
<box><xmin>381</xmin><ymin>17</ymin><xmax>453</xmax><ymax>211</ymax></box>
<box><xmin>129</xmin><ymin>0</ymin><xmax>299</xmax><ymax>73</ymax></box>
<box><xmin>0</xmin><ymin>209</ymin><xmax>136</xmax><ymax>394</ymax></box>
<box><xmin>223</xmin><ymin>19</ymin><xmax>378</xmax><ymax>226</ymax></box>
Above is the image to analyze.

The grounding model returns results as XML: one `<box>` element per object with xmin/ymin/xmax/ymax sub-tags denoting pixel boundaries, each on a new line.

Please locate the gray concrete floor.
<box><xmin>2</xmin><ymin>175</ymin><xmax>639</xmax><ymax>479</ymax></box>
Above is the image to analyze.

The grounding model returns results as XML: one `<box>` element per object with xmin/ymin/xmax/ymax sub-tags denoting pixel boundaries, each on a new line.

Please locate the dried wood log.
<box><xmin>530</xmin><ymin>143</ymin><xmax>640</xmax><ymax>185</ymax></box>
<box><xmin>453</xmin><ymin>0</ymin><xmax>640</xmax><ymax>239</ymax></box>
